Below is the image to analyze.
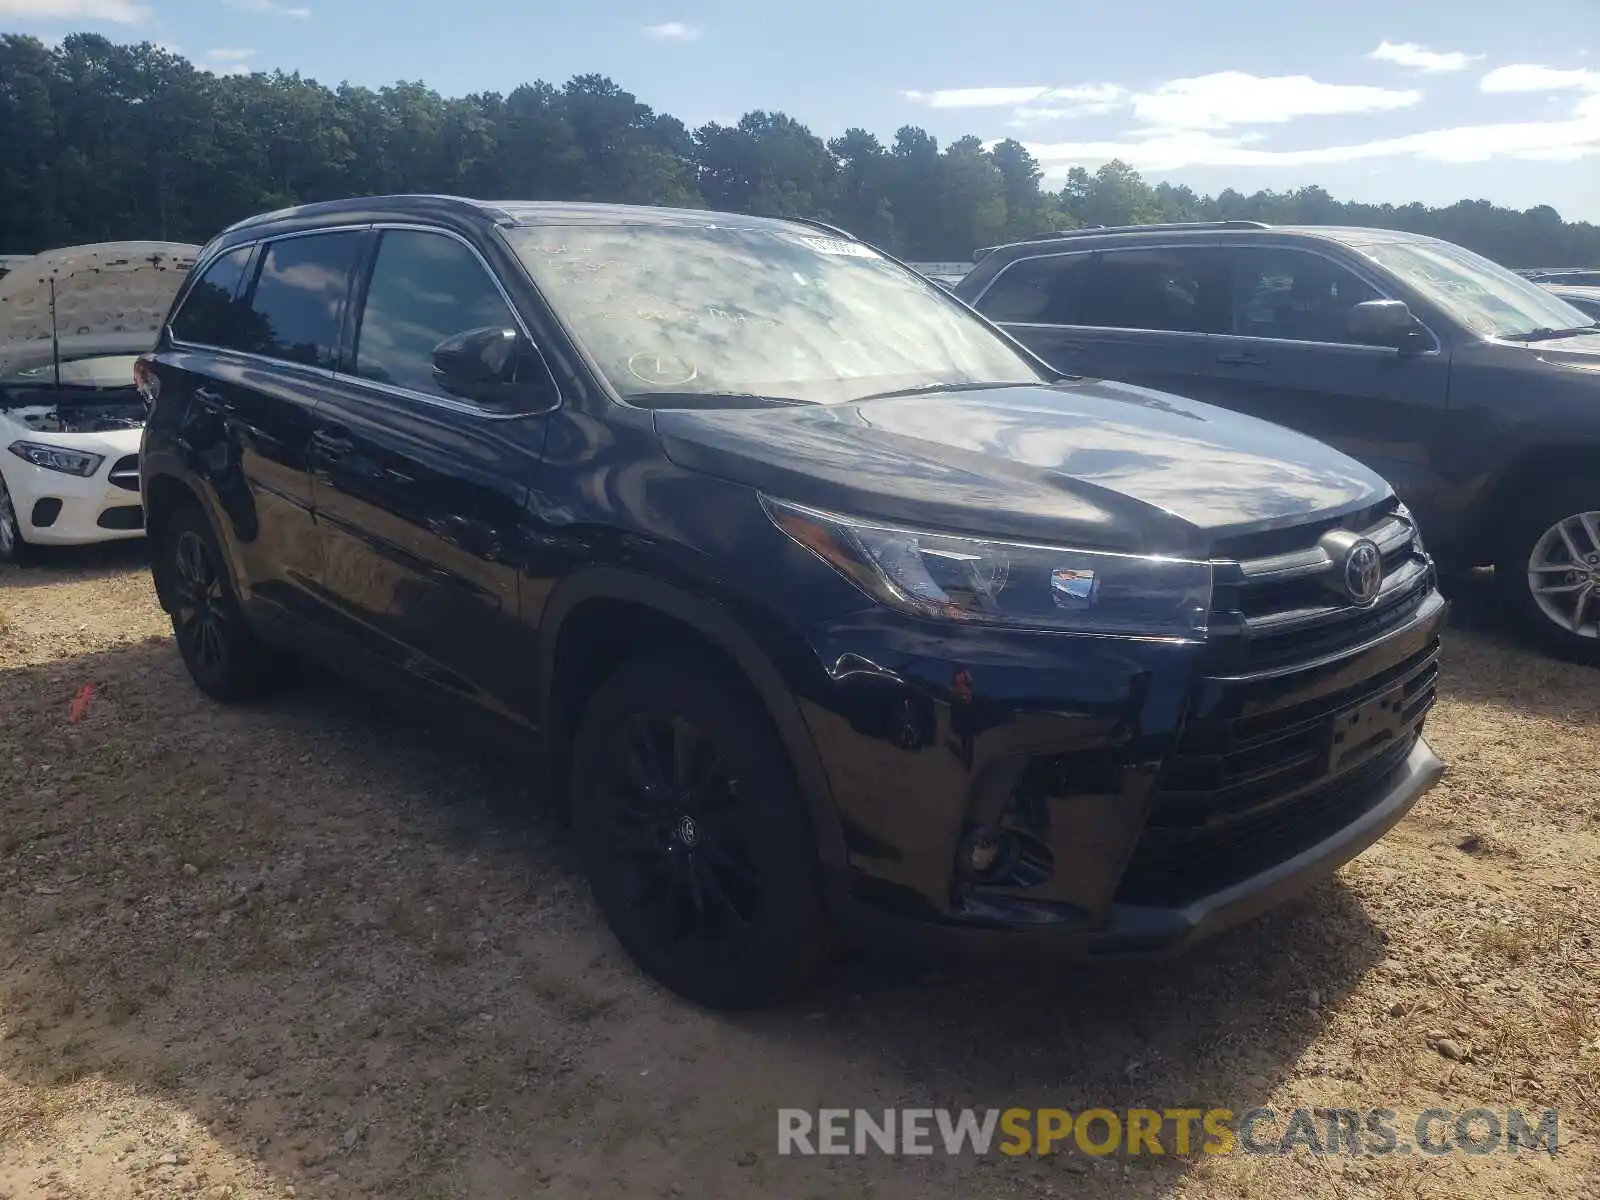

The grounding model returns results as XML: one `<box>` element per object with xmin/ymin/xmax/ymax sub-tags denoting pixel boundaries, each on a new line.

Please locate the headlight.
<box><xmin>1394</xmin><ymin>501</ymin><xmax>1426</xmax><ymax>557</ymax></box>
<box><xmin>763</xmin><ymin>495</ymin><xmax>1212</xmax><ymax>638</ymax></box>
<box><xmin>7</xmin><ymin>441</ymin><xmax>105</xmax><ymax>477</ymax></box>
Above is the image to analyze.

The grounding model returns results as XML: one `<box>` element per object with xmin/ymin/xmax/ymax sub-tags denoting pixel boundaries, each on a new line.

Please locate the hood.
<box><xmin>654</xmin><ymin>380</ymin><xmax>1391</xmax><ymax>555</ymax></box>
<box><xmin>0</xmin><ymin>241</ymin><xmax>199</xmax><ymax>348</ymax></box>
<box><xmin>1527</xmin><ymin>329</ymin><xmax>1600</xmax><ymax>374</ymax></box>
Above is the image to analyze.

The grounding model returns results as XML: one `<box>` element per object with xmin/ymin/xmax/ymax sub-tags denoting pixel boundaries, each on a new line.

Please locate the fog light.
<box><xmin>961</xmin><ymin>825</ymin><xmax>1015</xmax><ymax>880</ymax></box>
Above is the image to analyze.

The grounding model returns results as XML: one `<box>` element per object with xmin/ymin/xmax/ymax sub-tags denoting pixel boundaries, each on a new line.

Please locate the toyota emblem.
<box><xmin>1343</xmin><ymin>538</ymin><xmax>1383</xmax><ymax>605</ymax></box>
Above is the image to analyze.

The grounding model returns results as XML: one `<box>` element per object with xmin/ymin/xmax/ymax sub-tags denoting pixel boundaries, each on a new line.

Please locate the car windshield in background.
<box><xmin>503</xmin><ymin>223</ymin><xmax>1042</xmax><ymax>406</ymax></box>
<box><xmin>0</xmin><ymin>354</ymin><xmax>140</xmax><ymax>389</ymax></box>
<box><xmin>1356</xmin><ymin>239</ymin><xmax>1596</xmax><ymax>340</ymax></box>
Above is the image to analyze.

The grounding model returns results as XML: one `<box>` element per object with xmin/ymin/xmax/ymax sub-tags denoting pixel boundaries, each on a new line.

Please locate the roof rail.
<box><xmin>979</xmin><ymin>219</ymin><xmax>1270</xmax><ymax>257</ymax></box>
<box><xmin>784</xmin><ymin>215</ymin><xmax>862</xmax><ymax>241</ymax></box>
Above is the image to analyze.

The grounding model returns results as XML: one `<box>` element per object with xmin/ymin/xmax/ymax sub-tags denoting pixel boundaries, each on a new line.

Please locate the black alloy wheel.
<box><xmin>571</xmin><ymin>655</ymin><xmax>828</xmax><ymax>1009</ymax></box>
<box><xmin>161</xmin><ymin>505</ymin><xmax>277</xmax><ymax>699</ymax></box>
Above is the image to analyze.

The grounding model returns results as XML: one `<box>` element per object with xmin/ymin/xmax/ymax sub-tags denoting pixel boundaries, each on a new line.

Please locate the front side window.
<box><xmin>503</xmin><ymin>223</ymin><xmax>1041</xmax><ymax>406</ymax></box>
<box><xmin>238</xmin><ymin>232</ymin><xmax>363</xmax><ymax>368</ymax></box>
<box><xmin>1080</xmin><ymin>247</ymin><xmax>1226</xmax><ymax>334</ymax></box>
<box><xmin>974</xmin><ymin>253</ymin><xmax>1093</xmax><ymax>324</ymax></box>
<box><xmin>1229</xmin><ymin>247</ymin><xmax>1382</xmax><ymax>344</ymax></box>
<box><xmin>169</xmin><ymin>245</ymin><xmax>253</xmax><ymax>347</ymax></box>
<box><xmin>354</xmin><ymin>230</ymin><xmax>520</xmax><ymax>399</ymax></box>
<box><xmin>1357</xmin><ymin>239</ymin><xmax>1596</xmax><ymax>339</ymax></box>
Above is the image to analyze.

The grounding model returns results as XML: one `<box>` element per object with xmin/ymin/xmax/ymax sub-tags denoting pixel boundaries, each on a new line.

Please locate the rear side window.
<box><xmin>974</xmin><ymin>254</ymin><xmax>1092</xmax><ymax>324</ymax></box>
<box><xmin>1079</xmin><ymin>247</ymin><xmax>1226</xmax><ymax>334</ymax></box>
<box><xmin>237</xmin><ymin>231</ymin><xmax>363</xmax><ymax>368</ymax></box>
<box><xmin>353</xmin><ymin>229</ymin><xmax>519</xmax><ymax>398</ymax></box>
<box><xmin>169</xmin><ymin>245</ymin><xmax>253</xmax><ymax>346</ymax></box>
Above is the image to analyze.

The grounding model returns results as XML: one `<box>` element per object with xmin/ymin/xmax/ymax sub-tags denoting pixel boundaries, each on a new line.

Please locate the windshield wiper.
<box><xmin>623</xmin><ymin>391</ymin><xmax>815</xmax><ymax>410</ymax></box>
<box><xmin>852</xmin><ymin>380</ymin><xmax>1045</xmax><ymax>402</ymax></box>
<box><xmin>1500</xmin><ymin>324</ymin><xmax>1600</xmax><ymax>342</ymax></box>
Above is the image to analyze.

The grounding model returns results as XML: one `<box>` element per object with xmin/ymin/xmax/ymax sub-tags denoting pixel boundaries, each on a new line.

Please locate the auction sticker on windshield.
<box><xmin>791</xmin><ymin>236</ymin><xmax>880</xmax><ymax>258</ymax></box>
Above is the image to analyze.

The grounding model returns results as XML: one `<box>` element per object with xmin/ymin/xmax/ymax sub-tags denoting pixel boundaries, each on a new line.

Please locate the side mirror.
<box><xmin>1347</xmin><ymin>299</ymin><xmax>1429</xmax><ymax>351</ymax></box>
<box><xmin>431</xmin><ymin>326</ymin><xmax>558</xmax><ymax>410</ymax></box>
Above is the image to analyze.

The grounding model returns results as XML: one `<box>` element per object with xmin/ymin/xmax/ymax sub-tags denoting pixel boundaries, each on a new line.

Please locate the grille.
<box><xmin>108</xmin><ymin>454</ymin><xmax>140</xmax><ymax>492</ymax></box>
<box><xmin>1206</xmin><ymin>499</ymin><xmax>1433</xmax><ymax>671</ymax></box>
<box><xmin>1114</xmin><ymin>501</ymin><xmax>1443</xmax><ymax>909</ymax></box>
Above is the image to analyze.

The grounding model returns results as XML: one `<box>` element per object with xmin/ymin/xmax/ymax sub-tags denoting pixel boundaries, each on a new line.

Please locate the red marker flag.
<box><xmin>68</xmin><ymin>682</ymin><xmax>96</xmax><ymax>724</ymax></box>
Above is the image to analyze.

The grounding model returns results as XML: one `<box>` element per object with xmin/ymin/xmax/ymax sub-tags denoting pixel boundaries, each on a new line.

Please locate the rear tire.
<box><xmin>1495</xmin><ymin>479</ymin><xmax>1600</xmax><ymax>664</ymax></box>
<box><xmin>158</xmin><ymin>504</ymin><xmax>280</xmax><ymax>699</ymax></box>
<box><xmin>570</xmin><ymin>654</ymin><xmax>829</xmax><ymax>1009</ymax></box>
<box><xmin>0</xmin><ymin>473</ymin><xmax>30</xmax><ymax>566</ymax></box>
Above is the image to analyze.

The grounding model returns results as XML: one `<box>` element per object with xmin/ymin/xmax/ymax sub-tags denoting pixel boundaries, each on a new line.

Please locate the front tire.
<box><xmin>158</xmin><ymin>504</ymin><xmax>279</xmax><ymax>699</ymax></box>
<box><xmin>1496</xmin><ymin>481</ymin><xmax>1600</xmax><ymax>663</ymax></box>
<box><xmin>0</xmin><ymin>473</ymin><xmax>30</xmax><ymax>565</ymax></box>
<box><xmin>570</xmin><ymin>654</ymin><xmax>829</xmax><ymax>1009</ymax></box>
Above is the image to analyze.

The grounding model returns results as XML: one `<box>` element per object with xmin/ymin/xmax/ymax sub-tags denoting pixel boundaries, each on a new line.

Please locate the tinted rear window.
<box><xmin>169</xmin><ymin>245</ymin><xmax>253</xmax><ymax>346</ymax></box>
<box><xmin>237</xmin><ymin>232</ymin><xmax>363</xmax><ymax>368</ymax></box>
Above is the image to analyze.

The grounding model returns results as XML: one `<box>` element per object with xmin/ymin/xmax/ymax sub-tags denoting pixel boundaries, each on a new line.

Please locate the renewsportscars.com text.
<box><xmin>777</xmin><ymin>1107</ymin><xmax>1561</xmax><ymax>1158</ymax></box>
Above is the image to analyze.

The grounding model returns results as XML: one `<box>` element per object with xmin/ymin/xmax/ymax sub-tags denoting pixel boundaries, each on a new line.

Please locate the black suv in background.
<box><xmin>139</xmin><ymin>197</ymin><xmax>1445</xmax><ymax>1007</ymax></box>
<box><xmin>955</xmin><ymin>222</ymin><xmax>1600</xmax><ymax>659</ymax></box>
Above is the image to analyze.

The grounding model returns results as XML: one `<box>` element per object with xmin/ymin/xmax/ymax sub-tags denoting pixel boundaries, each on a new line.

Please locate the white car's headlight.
<box><xmin>7</xmin><ymin>441</ymin><xmax>105</xmax><ymax>477</ymax></box>
<box><xmin>763</xmin><ymin>495</ymin><xmax>1213</xmax><ymax>639</ymax></box>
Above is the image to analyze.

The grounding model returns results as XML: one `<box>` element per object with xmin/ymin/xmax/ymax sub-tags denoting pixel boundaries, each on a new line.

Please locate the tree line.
<box><xmin>3</xmin><ymin>32</ymin><xmax>1598</xmax><ymax>267</ymax></box>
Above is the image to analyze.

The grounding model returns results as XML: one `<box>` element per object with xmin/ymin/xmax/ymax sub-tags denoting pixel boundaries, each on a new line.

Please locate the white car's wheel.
<box><xmin>0</xmin><ymin>473</ymin><xmax>29</xmax><ymax>565</ymax></box>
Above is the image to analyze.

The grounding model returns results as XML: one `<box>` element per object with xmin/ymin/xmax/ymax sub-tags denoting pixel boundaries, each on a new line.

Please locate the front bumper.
<box><xmin>4</xmin><ymin>451</ymin><xmax>145</xmax><ymax>545</ymax></box>
<box><xmin>832</xmin><ymin>737</ymin><xmax>1443</xmax><ymax>960</ymax></box>
<box><xmin>798</xmin><ymin>583</ymin><xmax>1447</xmax><ymax>959</ymax></box>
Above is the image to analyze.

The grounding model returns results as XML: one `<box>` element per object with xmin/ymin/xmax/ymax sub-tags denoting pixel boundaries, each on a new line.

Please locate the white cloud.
<box><xmin>1480</xmin><ymin>63</ymin><xmax>1600</xmax><ymax>93</ymax></box>
<box><xmin>640</xmin><ymin>21</ymin><xmax>698</xmax><ymax>41</ymax></box>
<box><xmin>1130</xmin><ymin>72</ymin><xmax>1423</xmax><ymax>130</ymax></box>
<box><xmin>909</xmin><ymin>72</ymin><xmax>1420</xmax><ymax>132</ymax></box>
<box><xmin>1021</xmin><ymin>102</ymin><xmax>1600</xmax><ymax>173</ymax></box>
<box><xmin>1367</xmin><ymin>41</ymin><xmax>1479</xmax><ymax>74</ymax></box>
<box><xmin>225</xmin><ymin>0</ymin><xmax>310</xmax><ymax>17</ymax></box>
<box><xmin>0</xmin><ymin>0</ymin><xmax>149</xmax><ymax>22</ymax></box>
<box><xmin>905</xmin><ymin>84</ymin><xmax>1122</xmax><ymax>111</ymax></box>
<box><xmin>205</xmin><ymin>46</ymin><xmax>254</xmax><ymax>61</ymax></box>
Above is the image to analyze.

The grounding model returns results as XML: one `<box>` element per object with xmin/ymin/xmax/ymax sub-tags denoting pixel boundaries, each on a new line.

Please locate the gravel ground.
<box><xmin>1</xmin><ymin>545</ymin><xmax>1596</xmax><ymax>1199</ymax></box>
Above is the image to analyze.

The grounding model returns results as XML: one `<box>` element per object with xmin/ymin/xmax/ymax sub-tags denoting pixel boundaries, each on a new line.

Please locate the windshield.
<box><xmin>1356</xmin><ymin>239</ymin><xmax>1596</xmax><ymax>339</ymax></box>
<box><xmin>0</xmin><ymin>354</ymin><xmax>139</xmax><ymax>389</ymax></box>
<box><xmin>503</xmin><ymin>223</ymin><xmax>1043</xmax><ymax>405</ymax></box>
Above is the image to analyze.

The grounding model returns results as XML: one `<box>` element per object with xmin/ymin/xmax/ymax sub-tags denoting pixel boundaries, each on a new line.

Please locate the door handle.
<box><xmin>1215</xmin><ymin>352</ymin><xmax>1267</xmax><ymax>367</ymax></box>
<box><xmin>382</xmin><ymin>468</ymin><xmax>415</xmax><ymax>485</ymax></box>
<box><xmin>311</xmin><ymin>428</ymin><xmax>353</xmax><ymax>460</ymax></box>
<box><xmin>194</xmin><ymin>386</ymin><xmax>229</xmax><ymax>409</ymax></box>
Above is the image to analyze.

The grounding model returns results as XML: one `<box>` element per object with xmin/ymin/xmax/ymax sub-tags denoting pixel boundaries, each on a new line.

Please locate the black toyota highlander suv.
<box><xmin>138</xmin><ymin>196</ymin><xmax>1446</xmax><ymax>1008</ymax></box>
<box><xmin>954</xmin><ymin>221</ymin><xmax>1600</xmax><ymax>660</ymax></box>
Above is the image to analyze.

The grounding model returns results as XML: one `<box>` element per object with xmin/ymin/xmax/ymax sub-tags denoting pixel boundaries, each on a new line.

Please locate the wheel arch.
<box><xmin>1466</xmin><ymin>443</ymin><xmax>1600</xmax><ymax>565</ymax></box>
<box><xmin>143</xmin><ymin>470</ymin><xmax>228</xmax><ymax>613</ymax></box>
<box><xmin>538</xmin><ymin>567</ymin><xmax>847</xmax><ymax>875</ymax></box>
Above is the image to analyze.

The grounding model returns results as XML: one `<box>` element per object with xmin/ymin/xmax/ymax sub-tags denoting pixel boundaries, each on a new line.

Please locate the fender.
<box><xmin>538</xmin><ymin>565</ymin><xmax>849</xmax><ymax>877</ymax></box>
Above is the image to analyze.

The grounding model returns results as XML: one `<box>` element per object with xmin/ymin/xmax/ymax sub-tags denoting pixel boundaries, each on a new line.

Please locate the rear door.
<box><xmin>1184</xmin><ymin>244</ymin><xmax>1450</xmax><ymax>518</ymax></box>
<box><xmin>969</xmin><ymin>243</ymin><xmax>1228</xmax><ymax>399</ymax></box>
<box><xmin>162</xmin><ymin>234</ymin><xmax>362</xmax><ymax>617</ymax></box>
<box><xmin>306</xmin><ymin>224</ymin><xmax>552</xmax><ymax>721</ymax></box>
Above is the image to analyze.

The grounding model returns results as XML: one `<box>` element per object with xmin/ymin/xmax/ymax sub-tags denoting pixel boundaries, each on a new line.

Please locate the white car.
<box><xmin>0</xmin><ymin>239</ymin><xmax>199</xmax><ymax>563</ymax></box>
<box><xmin>0</xmin><ymin>334</ymin><xmax>150</xmax><ymax>562</ymax></box>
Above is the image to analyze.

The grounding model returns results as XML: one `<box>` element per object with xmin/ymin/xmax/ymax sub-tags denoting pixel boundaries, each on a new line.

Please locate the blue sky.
<box><xmin>4</xmin><ymin>0</ymin><xmax>1598</xmax><ymax>221</ymax></box>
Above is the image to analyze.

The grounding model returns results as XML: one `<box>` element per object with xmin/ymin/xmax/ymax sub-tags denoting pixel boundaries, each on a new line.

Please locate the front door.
<box><xmin>1189</xmin><ymin>245</ymin><xmax>1450</xmax><ymax>521</ymax></box>
<box><xmin>307</xmin><ymin>225</ymin><xmax>552</xmax><ymax>722</ymax></box>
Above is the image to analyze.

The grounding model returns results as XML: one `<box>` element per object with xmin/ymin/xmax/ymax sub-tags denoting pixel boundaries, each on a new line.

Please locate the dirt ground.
<box><xmin>1</xmin><ymin>545</ymin><xmax>1596</xmax><ymax>1200</ymax></box>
